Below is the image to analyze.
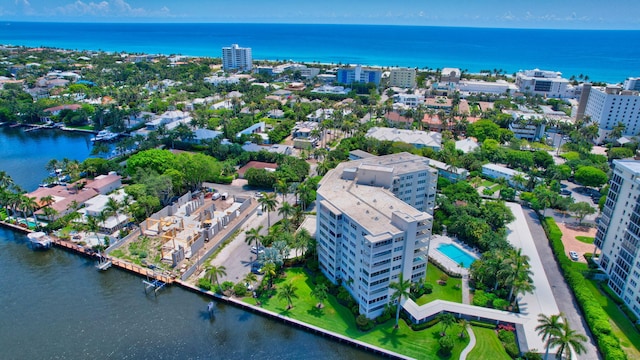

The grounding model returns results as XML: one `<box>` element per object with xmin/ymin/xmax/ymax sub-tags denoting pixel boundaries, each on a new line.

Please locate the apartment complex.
<box><xmin>582</xmin><ymin>84</ymin><xmax>640</xmax><ymax>143</ymax></box>
<box><xmin>595</xmin><ymin>160</ymin><xmax>640</xmax><ymax>318</ymax></box>
<box><xmin>389</xmin><ymin>67</ymin><xmax>417</xmax><ymax>88</ymax></box>
<box><xmin>336</xmin><ymin>65</ymin><xmax>382</xmax><ymax>86</ymax></box>
<box><xmin>222</xmin><ymin>44</ymin><xmax>253</xmax><ymax>71</ymax></box>
<box><xmin>316</xmin><ymin>153</ymin><xmax>437</xmax><ymax>318</ymax></box>
<box><xmin>515</xmin><ymin>69</ymin><xmax>572</xmax><ymax>98</ymax></box>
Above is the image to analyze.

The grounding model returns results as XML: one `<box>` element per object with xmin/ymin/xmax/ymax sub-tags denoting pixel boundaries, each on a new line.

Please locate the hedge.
<box><xmin>469</xmin><ymin>320</ymin><xmax>497</xmax><ymax>329</ymax></box>
<box><xmin>541</xmin><ymin>217</ymin><xmax>627</xmax><ymax>360</ymax></box>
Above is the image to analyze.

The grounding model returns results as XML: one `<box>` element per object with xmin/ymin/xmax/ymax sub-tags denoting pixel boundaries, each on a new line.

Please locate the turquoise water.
<box><xmin>1</xmin><ymin>22</ymin><xmax>639</xmax><ymax>83</ymax></box>
<box><xmin>437</xmin><ymin>243</ymin><xmax>476</xmax><ymax>268</ymax></box>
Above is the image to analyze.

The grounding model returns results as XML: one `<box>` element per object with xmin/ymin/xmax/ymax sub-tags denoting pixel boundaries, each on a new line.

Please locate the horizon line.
<box><xmin>2</xmin><ymin>20</ymin><xmax>639</xmax><ymax>32</ymax></box>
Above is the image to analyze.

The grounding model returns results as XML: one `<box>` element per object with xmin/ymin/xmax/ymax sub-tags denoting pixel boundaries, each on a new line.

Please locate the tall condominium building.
<box><xmin>389</xmin><ymin>67</ymin><xmax>417</xmax><ymax>88</ymax></box>
<box><xmin>336</xmin><ymin>65</ymin><xmax>382</xmax><ymax>86</ymax></box>
<box><xmin>515</xmin><ymin>69</ymin><xmax>572</xmax><ymax>98</ymax></box>
<box><xmin>595</xmin><ymin>160</ymin><xmax>640</xmax><ymax>318</ymax></box>
<box><xmin>316</xmin><ymin>153</ymin><xmax>438</xmax><ymax>318</ymax></box>
<box><xmin>222</xmin><ymin>44</ymin><xmax>253</xmax><ymax>71</ymax></box>
<box><xmin>582</xmin><ymin>84</ymin><xmax>640</xmax><ymax>143</ymax></box>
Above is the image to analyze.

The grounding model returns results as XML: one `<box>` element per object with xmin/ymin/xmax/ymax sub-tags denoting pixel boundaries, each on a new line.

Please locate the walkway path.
<box><xmin>461</xmin><ymin>274</ymin><xmax>470</xmax><ymax>305</ymax></box>
<box><xmin>459</xmin><ymin>325</ymin><xmax>476</xmax><ymax>360</ymax></box>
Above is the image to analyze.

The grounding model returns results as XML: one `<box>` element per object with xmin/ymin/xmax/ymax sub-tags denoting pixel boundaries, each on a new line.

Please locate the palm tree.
<box><xmin>311</xmin><ymin>283</ymin><xmax>328</xmax><ymax>308</ymax></box>
<box><xmin>501</xmin><ymin>248</ymin><xmax>534</xmax><ymax>302</ymax></box>
<box><xmin>20</xmin><ymin>195</ymin><xmax>39</xmax><ymax>227</ymax></box>
<box><xmin>275</xmin><ymin>179</ymin><xmax>289</xmax><ymax>202</ymax></box>
<box><xmin>548</xmin><ymin>317</ymin><xmax>587</xmax><ymax>360</ymax></box>
<box><xmin>436</xmin><ymin>312</ymin><xmax>456</xmax><ymax>336</ymax></box>
<box><xmin>244</xmin><ymin>272</ymin><xmax>257</xmax><ymax>290</ymax></box>
<box><xmin>277</xmin><ymin>282</ymin><xmax>299</xmax><ymax>309</ymax></box>
<box><xmin>245</xmin><ymin>225</ymin><xmax>264</xmax><ymax>260</ymax></box>
<box><xmin>389</xmin><ymin>273</ymin><xmax>412</xmax><ymax>328</ymax></box>
<box><xmin>262</xmin><ymin>262</ymin><xmax>277</xmax><ymax>289</ymax></box>
<box><xmin>294</xmin><ymin>228</ymin><xmax>311</xmax><ymax>257</ymax></box>
<box><xmin>205</xmin><ymin>265</ymin><xmax>227</xmax><ymax>292</ymax></box>
<box><xmin>536</xmin><ymin>313</ymin><xmax>564</xmax><ymax>360</ymax></box>
<box><xmin>458</xmin><ymin>318</ymin><xmax>469</xmax><ymax>339</ymax></box>
<box><xmin>278</xmin><ymin>202</ymin><xmax>294</xmax><ymax>228</ymax></box>
<box><xmin>258</xmin><ymin>192</ymin><xmax>277</xmax><ymax>229</ymax></box>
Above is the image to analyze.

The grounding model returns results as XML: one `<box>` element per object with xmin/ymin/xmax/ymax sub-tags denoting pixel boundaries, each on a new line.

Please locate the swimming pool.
<box><xmin>437</xmin><ymin>243</ymin><xmax>476</xmax><ymax>268</ymax></box>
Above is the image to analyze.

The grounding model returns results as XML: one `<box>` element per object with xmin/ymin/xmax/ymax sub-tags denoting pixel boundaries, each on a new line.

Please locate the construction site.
<box><xmin>106</xmin><ymin>190</ymin><xmax>257</xmax><ymax>280</ymax></box>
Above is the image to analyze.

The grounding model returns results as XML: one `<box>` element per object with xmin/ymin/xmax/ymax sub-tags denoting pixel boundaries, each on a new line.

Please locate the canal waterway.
<box><xmin>0</xmin><ymin>129</ymin><xmax>380</xmax><ymax>359</ymax></box>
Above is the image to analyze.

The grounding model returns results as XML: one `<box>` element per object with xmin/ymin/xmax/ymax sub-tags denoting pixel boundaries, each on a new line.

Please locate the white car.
<box><xmin>251</xmin><ymin>246</ymin><xmax>265</xmax><ymax>254</ymax></box>
<box><xmin>569</xmin><ymin>251</ymin><xmax>579</xmax><ymax>261</ymax></box>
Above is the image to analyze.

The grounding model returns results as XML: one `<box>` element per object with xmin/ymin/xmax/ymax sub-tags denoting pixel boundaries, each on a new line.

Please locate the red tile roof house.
<box><xmin>41</xmin><ymin>104</ymin><xmax>82</xmax><ymax>122</ymax></box>
<box><xmin>30</xmin><ymin>174</ymin><xmax>122</xmax><ymax>221</ymax></box>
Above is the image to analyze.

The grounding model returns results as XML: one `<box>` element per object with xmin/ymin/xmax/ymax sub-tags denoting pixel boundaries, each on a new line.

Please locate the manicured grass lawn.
<box><xmin>585</xmin><ymin>279</ymin><xmax>640</xmax><ymax>359</ymax></box>
<box><xmin>467</xmin><ymin>327</ymin><xmax>511</xmax><ymax>360</ymax></box>
<box><xmin>67</xmin><ymin>125</ymin><xmax>94</xmax><ymax>130</ymax></box>
<box><xmin>480</xmin><ymin>180</ymin><xmax>495</xmax><ymax>187</ymax></box>
<box><xmin>415</xmin><ymin>263</ymin><xmax>462</xmax><ymax>305</ymax></box>
<box><xmin>575</xmin><ymin>236</ymin><xmax>594</xmax><ymax>244</ymax></box>
<box><xmin>243</xmin><ymin>267</ymin><xmax>469</xmax><ymax>359</ymax></box>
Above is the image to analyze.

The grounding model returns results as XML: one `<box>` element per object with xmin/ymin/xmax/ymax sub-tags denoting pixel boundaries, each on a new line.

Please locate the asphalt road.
<box><xmin>523</xmin><ymin>207</ymin><xmax>601</xmax><ymax>359</ymax></box>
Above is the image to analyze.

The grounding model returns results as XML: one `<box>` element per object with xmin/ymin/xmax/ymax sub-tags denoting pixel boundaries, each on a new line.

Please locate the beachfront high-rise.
<box><xmin>389</xmin><ymin>67</ymin><xmax>416</xmax><ymax>88</ymax></box>
<box><xmin>515</xmin><ymin>69</ymin><xmax>572</xmax><ymax>98</ymax></box>
<box><xmin>222</xmin><ymin>44</ymin><xmax>253</xmax><ymax>71</ymax></box>
<box><xmin>594</xmin><ymin>159</ymin><xmax>640</xmax><ymax>319</ymax></box>
<box><xmin>580</xmin><ymin>83</ymin><xmax>640</xmax><ymax>143</ymax></box>
<box><xmin>316</xmin><ymin>153</ymin><xmax>437</xmax><ymax>318</ymax></box>
<box><xmin>336</xmin><ymin>65</ymin><xmax>382</xmax><ymax>86</ymax></box>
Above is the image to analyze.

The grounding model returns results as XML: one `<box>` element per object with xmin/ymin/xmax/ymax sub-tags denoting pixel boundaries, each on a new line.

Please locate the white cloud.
<box><xmin>51</xmin><ymin>0</ymin><xmax>170</xmax><ymax>17</ymax></box>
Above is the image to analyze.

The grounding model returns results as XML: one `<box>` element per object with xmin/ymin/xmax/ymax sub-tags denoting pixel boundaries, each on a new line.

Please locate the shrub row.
<box><xmin>469</xmin><ymin>320</ymin><xmax>496</xmax><ymax>329</ymax></box>
<box><xmin>542</xmin><ymin>217</ymin><xmax>627</xmax><ymax>360</ymax></box>
<box><xmin>428</xmin><ymin>257</ymin><xmax>463</xmax><ymax>278</ymax></box>
<box><xmin>498</xmin><ymin>329</ymin><xmax>520</xmax><ymax>358</ymax></box>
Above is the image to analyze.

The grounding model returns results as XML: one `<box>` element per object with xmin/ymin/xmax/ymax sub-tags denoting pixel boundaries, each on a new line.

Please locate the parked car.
<box><xmin>251</xmin><ymin>246</ymin><xmax>265</xmax><ymax>254</ymax></box>
<box><xmin>211</xmin><ymin>192</ymin><xmax>221</xmax><ymax>200</ymax></box>
<box><xmin>569</xmin><ymin>251</ymin><xmax>579</xmax><ymax>261</ymax></box>
<box><xmin>251</xmin><ymin>261</ymin><xmax>264</xmax><ymax>275</ymax></box>
<box><xmin>560</xmin><ymin>189</ymin><xmax>571</xmax><ymax>196</ymax></box>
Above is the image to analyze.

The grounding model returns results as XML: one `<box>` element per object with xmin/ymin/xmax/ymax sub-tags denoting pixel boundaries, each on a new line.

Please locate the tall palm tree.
<box><xmin>20</xmin><ymin>195</ymin><xmax>39</xmax><ymax>227</ymax></box>
<box><xmin>278</xmin><ymin>201</ymin><xmax>294</xmax><ymax>227</ymax></box>
<box><xmin>501</xmin><ymin>248</ymin><xmax>534</xmax><ymax>302</ymax></box>
<box><xmin>262</xmin><ymin>262</ymin><xmax>277</xmax><ymax>289</ymax></box>
<box><xmin>258</xmin><ymin>192</ymin><xmax>277</xmax><ymax>229</ymax></box>
<box><xmin>275</xmin><ymin>179</ymin><xmax>289</xmax><ymax>202</ymax></box>
<box><xmin>436</xmin><ymin>312</ymin><xmax>457</xmax><ymax>336</ymax></box>
<box><xmin>389</xmin><ymin>273</ymin><xmax>412</xmax><ymax>328</ymax></box>
<box><xmin>205</xmin><ymin>265</ymin><xmax>227</xmax><ymax>292</ymax></box>
<box><xmin>245</xmin><ymin>225</ymin><xmax>264</xmax><ymax>257</ymax></box>
<box><xmin>294</xmin><ymin>228</ymin><xmax>311</xmax><ymax>257</ymax></box>
<box><xmin>311</xmin><ymin>283</ymin><xmax>328</xmax><ymax>308</ymax></box>
<box><xmin>536</xmin><ymin>313</ymin><xmax>564</xmax><ymax>360</ymax></box>
<box><xmin>277</xmin><ymin>282</ymin><xmax>299</xmax><ymax>309</ymax></box>
<box><xmin>548</xmin><ymin>317</ymin><xmax>587</xmax><ymax>360</ymax></box>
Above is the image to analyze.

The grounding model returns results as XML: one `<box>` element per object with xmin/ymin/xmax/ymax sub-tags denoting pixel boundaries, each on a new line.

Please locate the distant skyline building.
<box><xmin>515</xmin><ymin>69</ymin><xmax>573</xmax><ymax>98</ymax></box>
<box><xmin>316</xmin><ymin>152</ymin><xmax>437</xmax><ymax>318</ymax></box>
<box><xmin>337</xmin><ymin>65</ymin><xmax>382</xmax><ymax>86</ymax></box>
<box><xmin>594</xmin><ymin>159</ymin><xmax>640</xmax><ymax>319</ymax></box>
<box><xmin>582</xmin><ymin>83</ymin><xmax>640</xmax><ymax>143</ymax></box>
<box><xmin>222</xmin><ymin>44</ymin><xmax>253</xmax><ymax>71</ymax></box>
<box><xmin>389</xmin><ymin>67</ymin><xmax>416</xmax><ymax>88</ymax></box>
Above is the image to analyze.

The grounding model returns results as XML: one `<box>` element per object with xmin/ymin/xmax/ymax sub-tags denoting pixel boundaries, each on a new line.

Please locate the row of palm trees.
<box><xmin>537</xmin><ymin>313</ymin><xmax>587</xmax><ymax>360</ymax></box>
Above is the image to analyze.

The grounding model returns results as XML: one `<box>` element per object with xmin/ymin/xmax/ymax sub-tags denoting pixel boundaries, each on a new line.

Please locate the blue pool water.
<box><xmin>437</xmin><ymin>243</ymin><xmax>476</xmax><ymax>268</ymax></box>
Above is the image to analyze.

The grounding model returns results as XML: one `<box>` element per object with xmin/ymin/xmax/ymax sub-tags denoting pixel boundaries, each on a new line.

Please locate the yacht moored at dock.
<box><xmin>91</xmin><ymin>130</ymin><xmax>119</xmax><ymax>142</ymax></box>
<box><xmin>27</xmin><ymin>231</ymin><xmax>52</xmax><ymax>250</ymax></box>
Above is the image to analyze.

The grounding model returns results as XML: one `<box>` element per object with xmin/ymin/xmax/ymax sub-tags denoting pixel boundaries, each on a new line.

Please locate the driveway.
<box><xmin>522</xmin><ymin>207</ymin><xmax>601</xmax><ymax>359</ymax></box>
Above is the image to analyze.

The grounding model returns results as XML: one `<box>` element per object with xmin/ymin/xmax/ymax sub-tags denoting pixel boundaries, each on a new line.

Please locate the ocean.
<box><xmin>1</xmin><ymin>22</ymin><xmax>639</xmax><ymax>83</ymax></box>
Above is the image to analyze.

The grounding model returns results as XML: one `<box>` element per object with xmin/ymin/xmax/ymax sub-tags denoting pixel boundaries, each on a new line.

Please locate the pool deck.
<box><xmin>429</xmin><ymin>234</ymin><xmax>479</xmax><ymax>276</ymax></box>
<box><xmin>405</xmin><ymin>203</ymin><xmax>561</xmax><ymax>354</ymax></box>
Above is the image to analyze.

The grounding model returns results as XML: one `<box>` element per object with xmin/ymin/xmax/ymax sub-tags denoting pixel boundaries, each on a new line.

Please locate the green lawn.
<box><xmin>243</xmin><ymin>267</ymin><xmax>469</xmax><ymax>359</ymax></box>
<box><xmin>585</xmin><ymin>279</ymin><xmax>640</xmax><ymax>359</ymax></box>
<box><xmin>575</xmin><ymin>236</ymin><xmax>594</xmax><ymax>244</ymax></box>
<box><xmin>467</xmin><ymin>327</ymin><xmax>511</xmax><ymax>360</ymax></box>
<box><xmin>480</xmin><ymin>180</ymin><xmax>496</xmax><ymax>187</ymax></box>
<box><xmin>415</xmin><ymin>263</ymin><xmax>462</xmax><ymax>305</ymax></box>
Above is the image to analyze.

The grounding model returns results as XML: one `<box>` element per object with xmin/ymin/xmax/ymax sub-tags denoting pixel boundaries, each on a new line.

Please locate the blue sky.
<box><xmin>2</xmin><ymin>0</ymin><xmax>639</xmax><ymax>29</ymax></box>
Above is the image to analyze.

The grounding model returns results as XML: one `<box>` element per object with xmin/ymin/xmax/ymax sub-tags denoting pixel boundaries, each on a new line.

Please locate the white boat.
<box><xmin>91</xmin><ymin>130</ymin><xmax>119</xmax><ymax>142</ymax></box>
<box><xmin>27</xmin><ymin>232</ymin><xmax>52</xmax><ymax>250</ymax></box>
